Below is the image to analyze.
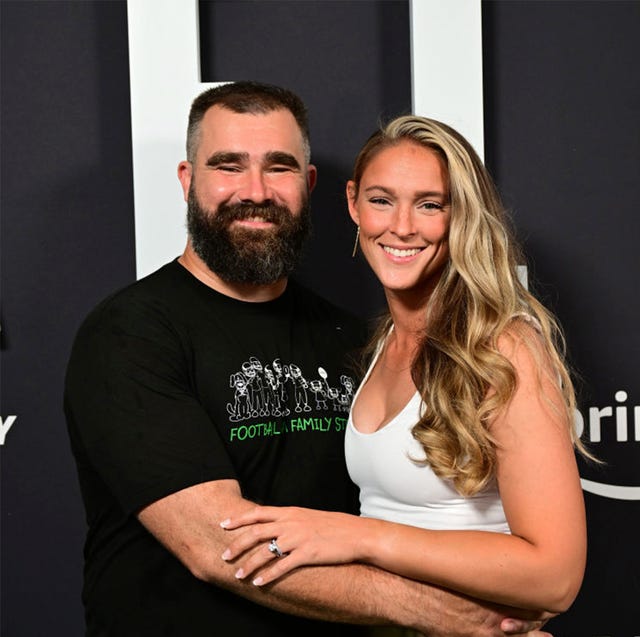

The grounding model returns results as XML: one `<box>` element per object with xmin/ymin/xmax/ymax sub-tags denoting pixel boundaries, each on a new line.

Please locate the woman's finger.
<box><xmin>501</xmin><ymin>618</ymin><xmax>548</xmax><ymax>635</ymax></box>
<box><xmin>222</xmin><ymin>523</ymin><xmax>279</xmax><ymax>560</ymax></box>
<box><xmin>220</xmin><ymin>505</ymin><xmax>280</xmax><ymax>530</ymax></box>
<box><xmin>233</xmin><ymin>537</ymin><xmax>293</xmax><ymax>580</ymax></box>
<box><xmin>251</xmin><ymin>552</ymin><xmax>301</xmax><ymax>586</ymax></box>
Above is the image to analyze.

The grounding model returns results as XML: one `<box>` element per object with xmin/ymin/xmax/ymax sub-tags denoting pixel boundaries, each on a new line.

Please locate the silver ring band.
<box><xmin>268</xmin><ymin>538</ymin><xmax>284</xmax><ymax>558</ymax></box>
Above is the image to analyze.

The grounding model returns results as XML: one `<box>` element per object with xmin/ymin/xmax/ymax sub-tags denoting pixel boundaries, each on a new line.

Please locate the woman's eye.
<box><xmin>418</xmin><ymin>201</ymin><xmax>445</xmax><ymax>214</ymax></box>
<box><xmin>369</xmin><ymin>197</ymin><xmax>390</xmax><ymax>206</ymax></box>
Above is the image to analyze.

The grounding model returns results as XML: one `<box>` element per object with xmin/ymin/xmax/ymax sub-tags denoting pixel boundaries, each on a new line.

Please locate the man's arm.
<box><xmin>138</xmin><ymin>479</ymin><xmax>552</xmax><ymax>636</ymax></box>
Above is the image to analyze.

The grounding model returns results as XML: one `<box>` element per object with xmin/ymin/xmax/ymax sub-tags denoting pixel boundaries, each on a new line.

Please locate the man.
<box><xmin>65</xmin><ymin>81</ymin><xmax>550</xmax><ymax>636</ymax></box>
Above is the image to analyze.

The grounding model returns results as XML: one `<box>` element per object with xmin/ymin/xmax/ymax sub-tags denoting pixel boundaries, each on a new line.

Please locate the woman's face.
<box><xmin>347</xmin><ymin>140</ymin><xmax>450</xmax><ymax>302</ymax></box>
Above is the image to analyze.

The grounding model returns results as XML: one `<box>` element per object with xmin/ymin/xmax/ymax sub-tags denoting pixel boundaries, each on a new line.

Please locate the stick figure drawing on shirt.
<box><xmin>226</xmin><ymin>357</ymin><xmax>356</xmax><ymax>420</ymax></box>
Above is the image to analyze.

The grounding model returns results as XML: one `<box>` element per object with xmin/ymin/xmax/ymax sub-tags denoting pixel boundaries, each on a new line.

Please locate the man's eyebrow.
<box><xmin>264</xmin><ymin>151</ymin><xmax>301</xmax><ymax>169</ymax></box>
<box><xmin>205</xmin><ymin>151</ymin><xmax>248</xmax><ymax>167</ymax></box>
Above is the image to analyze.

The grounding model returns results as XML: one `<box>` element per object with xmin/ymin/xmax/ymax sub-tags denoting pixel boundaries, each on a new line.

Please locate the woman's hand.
<box><xmin>220</xmin><ymin>505</ymin><xmax>368</xmax><ymax>586</ymax></box>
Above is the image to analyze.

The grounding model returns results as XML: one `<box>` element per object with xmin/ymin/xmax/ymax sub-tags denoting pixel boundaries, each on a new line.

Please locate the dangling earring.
<box><xmin>351</xmin><ymin>226</ymin><xmax>360</xmax><ymax>258</ymax></box>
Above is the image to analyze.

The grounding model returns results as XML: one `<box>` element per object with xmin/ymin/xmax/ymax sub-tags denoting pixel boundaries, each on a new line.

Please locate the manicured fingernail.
<box><xmin>220</xmin><ymin>518</ymin><xmax>230</xmax><ymax>528</ymax></box>
<box><xmin>221</xmin><ymin>550</ymin><xmax>231</xmax><ymax>561</ymax></box>
<box><xmin>502</xmin><ymin>620</ymin><xmax>516</xmax><ymax>631</ymax></box>
<box><xmin>235</xmin><ymin>568</ymin><xmax>244</xmax><ymax>579</ymax></box>
<box><xmin>252</xmin><ymin>577</ymin><xmax>264</xmax><ymax>586</ymax></box>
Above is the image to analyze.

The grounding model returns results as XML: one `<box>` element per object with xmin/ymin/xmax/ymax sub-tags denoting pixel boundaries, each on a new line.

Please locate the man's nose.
<box><xmin>237</xmin><ymin>169</ymin><xmax>272</xmax><ymax>204</ymax></box>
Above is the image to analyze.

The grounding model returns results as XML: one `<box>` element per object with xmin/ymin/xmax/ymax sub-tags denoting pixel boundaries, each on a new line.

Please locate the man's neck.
<box><xmin>178</xmin><ymin>246</ymin><xmax>288</xmax><ymax>302</ymax></box>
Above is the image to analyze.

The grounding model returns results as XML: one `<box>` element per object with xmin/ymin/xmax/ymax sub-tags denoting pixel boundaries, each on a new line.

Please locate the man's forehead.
<box><xmin>200</xmin><ymin>105</ymin><xmax>304</xmax><ymax>145</ymax></box>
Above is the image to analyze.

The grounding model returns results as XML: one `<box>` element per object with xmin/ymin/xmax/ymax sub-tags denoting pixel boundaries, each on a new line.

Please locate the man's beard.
<box><xmin>186</xmin><ymin>184</ymin><xmax>311</xmax><ymax>285</ymax></box>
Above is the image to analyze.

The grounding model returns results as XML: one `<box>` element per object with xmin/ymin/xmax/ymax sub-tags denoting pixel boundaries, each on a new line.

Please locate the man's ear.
<box><xmin>306</xmin><ymin>164</ymin><xmax>318</xmax><ymax>193</ymax></box>
<box><xmin>346</xmin><ymin>181</ymin><xmax>359</xmax><ymax>224</ymax></box>
<box><xmin>177</xmin><ymin>161</ymin><xmax>193</xmax><ymax>202</ymax></box>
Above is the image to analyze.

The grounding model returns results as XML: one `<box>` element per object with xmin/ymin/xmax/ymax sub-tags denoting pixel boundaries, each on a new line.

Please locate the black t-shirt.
<box><xmin>64</xmin><ymin>260</ymin><xmax>368</xmax><ymax>636</ymax></box>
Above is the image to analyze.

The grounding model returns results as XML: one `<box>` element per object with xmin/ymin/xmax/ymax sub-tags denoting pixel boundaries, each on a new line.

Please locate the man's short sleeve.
<box><xmin>64</xmin><ymin>295</ymin><xmax>237</xmax><ymax>514</ymax></box>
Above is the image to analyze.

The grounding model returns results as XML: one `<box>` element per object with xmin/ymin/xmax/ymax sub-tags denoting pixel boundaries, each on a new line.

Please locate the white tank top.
<box><xmin>345</xmin><ymin>347</ymin><xmax>510</xmax><ymax>533</ymax></box>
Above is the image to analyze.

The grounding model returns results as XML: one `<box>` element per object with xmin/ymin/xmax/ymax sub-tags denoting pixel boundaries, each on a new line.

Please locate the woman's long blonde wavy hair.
<box><xmin>351</xmin><ymin>115</ymin><xmax>590</xmax><ymax>496</ymax></box>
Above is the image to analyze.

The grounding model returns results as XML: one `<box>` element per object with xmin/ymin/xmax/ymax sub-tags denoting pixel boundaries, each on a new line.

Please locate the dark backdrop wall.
<box><xmin>1</xmin><ymin>1</ymin><xmax>638</xmax><ymax>635</ymax></box>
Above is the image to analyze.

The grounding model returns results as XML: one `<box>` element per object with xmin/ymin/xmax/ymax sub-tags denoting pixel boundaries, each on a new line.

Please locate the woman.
<box><xmin>220</xmin><ymin>115</ymin><xmax>589</xmax><ymax>614</ymax></box>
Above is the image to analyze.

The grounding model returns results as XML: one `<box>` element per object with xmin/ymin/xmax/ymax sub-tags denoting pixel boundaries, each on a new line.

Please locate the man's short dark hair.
<box><xmin>186</xmin><ymin>81</ymin><xmax>311</xmax><ymax>162</ymax></box>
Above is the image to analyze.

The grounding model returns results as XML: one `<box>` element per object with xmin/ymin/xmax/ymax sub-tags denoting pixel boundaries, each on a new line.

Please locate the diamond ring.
<box><xmin>268</xmin><ymin>538</ymin><xmax>284</xmax><ymax>558</ymax></box>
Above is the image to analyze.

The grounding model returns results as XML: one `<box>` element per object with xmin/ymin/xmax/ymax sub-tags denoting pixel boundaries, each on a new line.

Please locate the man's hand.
<box><xmin>500</xmin><ymin>616</ymin><xmax>553</xmax><ymax>636</ymax></box>
<box><xmin>404</xmin><ymin>584</ymin><xmax>555</xmax><ymax>637</ymax></box>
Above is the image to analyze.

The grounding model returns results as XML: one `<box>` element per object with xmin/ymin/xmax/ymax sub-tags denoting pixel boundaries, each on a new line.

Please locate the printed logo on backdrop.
<box><xmin>575</xmin><ymin>390</ymin><xmax>640</xmax><ymax>501</ymax></box>
<box><xmin>0</xmin><ymin>415</ymin><xmax>17</xmax><ymax>445</ymax></box>
<box><xmin>517</xmin><ymin>266</ymin><xmax>640</xmax><ymax>501</ymax></box>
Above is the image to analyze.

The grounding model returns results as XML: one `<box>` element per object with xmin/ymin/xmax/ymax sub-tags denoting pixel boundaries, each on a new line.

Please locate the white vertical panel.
<box><xmin>127</xmin><ymin>0</ymin><xmax>221</xmax><ymax>278</ymax></box>
<box><xmin>410</xmin><ymin>0</ymin><xmax>484</xmax><ymax>160</ymax></box>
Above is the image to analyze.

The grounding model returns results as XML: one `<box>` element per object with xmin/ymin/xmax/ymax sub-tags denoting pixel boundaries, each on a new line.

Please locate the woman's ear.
<box><xmin>346</xmin><ymin>181</ymin><xmax>359</xmax><ymax>224</ymax></box>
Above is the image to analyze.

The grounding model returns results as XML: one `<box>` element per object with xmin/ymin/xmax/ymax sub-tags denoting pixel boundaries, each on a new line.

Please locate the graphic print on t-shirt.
<box><xmin>226</xmin><ymin>356</ymin><xmax>355</xmax><ymax>422</ymax></box>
